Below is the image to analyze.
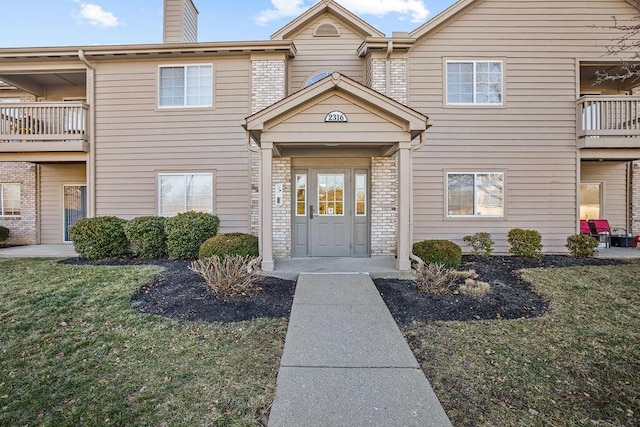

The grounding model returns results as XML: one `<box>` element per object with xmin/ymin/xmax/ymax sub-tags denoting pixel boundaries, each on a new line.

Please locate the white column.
<box><xmin>261</xmin><ymin>142</ymin><xmax>274</xmax><ymax>271</ymax></box>
<box><xmin>396</xmin><ymin>142</ymin><xmax>411</xmax><ymax>271</ymax></box>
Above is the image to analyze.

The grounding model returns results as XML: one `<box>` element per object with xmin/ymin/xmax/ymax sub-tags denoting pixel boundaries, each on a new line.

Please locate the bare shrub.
<box><xmin>453</xmin><ymin>269</ymin><xmax>478</xmax><ymax>281</ymax></box>
<box><xmin>459</xmin><ymin>280</ymin><xmax>491</xmax><ymax>297</ymax></box>
<box><xmin>189</xmin><ymin>255</ymin><xmax>261</xmax><ymax>296</ymax></box>
<box><xmin>413</xmin><ymin>263</ymin><xmax>459</xmax><ymax>294</ymax></box>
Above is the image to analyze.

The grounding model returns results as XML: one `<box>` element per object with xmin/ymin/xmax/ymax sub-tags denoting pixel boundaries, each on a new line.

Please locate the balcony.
<box><xmin>577</xmin><ymin>96</ymin><xmax>640</xmax><ymax>149</ymax></box>
<box><xmin>0</xmin><ymin>102</ymin><xmax>89</xmax><ymax>153</ymax></box>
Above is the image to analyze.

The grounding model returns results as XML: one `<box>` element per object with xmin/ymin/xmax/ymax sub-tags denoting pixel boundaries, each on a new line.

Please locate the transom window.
<box><xmin>446</xmin><ymin>61</ymin><xmax>503</xmax><ymax>105</ymax></box>
<box><xmin>0</xmin><ymin>183</ymin><xmax>20</xmax><ymax>217</ymax></box>
<box><xmin>447</xmin><ymin>172</ymin><xmax>504</xmax><ymax>217</ymax></box>
<box><xmin>159</xmin><ymin>64</ymin><xmax>212</xmax><ymax>108</ymax></box>
<box><xmin>159</xmin><ymin>173</ymin><xmax>213</xmax><ymax>216</ymax></box>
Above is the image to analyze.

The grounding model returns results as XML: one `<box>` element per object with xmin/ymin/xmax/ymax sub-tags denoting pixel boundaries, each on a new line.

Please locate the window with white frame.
<box><xmin>159</xmin><ymin>65</ymin><xmax>212</xmax><ymax>108</ymax></box>
<box><xmin>447</xmin><ymin>172</ymin><xmax>504</xmax><ymax>217</ymax></box>
<box><xmin>0</xmin><ymin>183</ymin><xmax>20</xmax><ymax>217</ymax></box>
<box><xmin>446</xmin><ymin>61</ymin><xmax>503</xmax><ymax>105</ymax></box>
<box><xmin>159</xmin><ymin>173</ymin><xmax>213</xmax><ymax>216</ymax></box>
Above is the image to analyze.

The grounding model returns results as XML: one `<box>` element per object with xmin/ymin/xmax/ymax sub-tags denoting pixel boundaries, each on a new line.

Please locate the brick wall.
<box><xmin>370</xmin><ymin>156</ymin><xmax>398</xmax><ymax>257</ymax></box>
<box><xmin>250</xmin><ymin>57</ymin><xmax>287</xmax><ymax>237</ymax></box>
<box><xmin>389</xmin><ymin>57</ymin><xmax>408</xmax><ymax>104</ymax></box>
<box><xmin>272</xmin><ymin>158</ymin><xmax>292</xmax><ymax>258</ymax></box>
<box><xmin>0</xmin><ymin>162</ymin><xmax>37</xmax><ymax>245</ymax></box>
<box><xmin>632</xmin><ymin>161</ymin><xmax>640</xmax><ymax>236</ymax></box>
<box><xmin>369</xmin><ymin>56</ymin><xmax>386</xmax><ymax>95</ymax></box>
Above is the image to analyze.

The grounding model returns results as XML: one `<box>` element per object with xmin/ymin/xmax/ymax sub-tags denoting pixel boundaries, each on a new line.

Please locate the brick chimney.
<box><xmin>163</xmin><ymin>0</ymin><xmax>198</xmax><ymax>43</ymax></box>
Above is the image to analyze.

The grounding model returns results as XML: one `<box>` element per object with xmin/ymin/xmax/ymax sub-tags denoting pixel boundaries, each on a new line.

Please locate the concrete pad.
<box><xmin>268</xmin><ymin>367</ymin><xmax>452</xmax><ymax>427</ymax></box>
<box><xmin>292</xmin><ymin>273</ymin><xmax>381</xmax><ymax>306</ymax></box>
<box><xmin>0</xmin><ymin>244</ymin><xmax>78</xmax><ymax>258</ymax></box>
<box><xmin>281</xmin><ymin>303</ymin><xmax>418</xmax><ymax>368</ymax></box>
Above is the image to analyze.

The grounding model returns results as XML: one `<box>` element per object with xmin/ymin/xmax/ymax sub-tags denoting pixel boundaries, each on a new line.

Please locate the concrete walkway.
<box><xmin>268</xmin><ymin>273</ymin><xmax>452</xmax><ymax>427</ymax></box>
<box><xmin>0</xmin><ymin>244</ymin><xmax>78</xmax><ymax>258</ymax></box>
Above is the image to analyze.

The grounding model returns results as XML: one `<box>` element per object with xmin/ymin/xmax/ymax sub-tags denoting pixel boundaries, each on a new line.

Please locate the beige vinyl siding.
<box><xmin>40</xmin><ymin>163</ymin><xmax>86</xmax><ymax>244</ymax></box>
<box><xmin>288</xmin><ymin>13</ymin><xmax>366</xmax><ymax>93</ymax></box>
<box><xmin>581</xmin><ymin>161</ymin><xmax>629</xmax><ymax>231</ymax></box>
<box><xmin>93</xmin><ymin>57</ymin><xmax>252</xmax><ymax>233</ymax></box>
<box><xmin>408</xmin><ymin>0</ymin><xmax>638</xmax><ymax>253</ymax></box>
<box><xmin>183</xmin><ymin>0</ymin><xmax>198</xmax><ymax>43</ymax></box>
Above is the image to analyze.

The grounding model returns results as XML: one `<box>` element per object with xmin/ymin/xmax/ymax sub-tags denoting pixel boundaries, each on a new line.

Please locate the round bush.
<box><xmin>412</xmin><ymin>239</ymin><xmax>462</xmax><ymax>268</ymax></box>
<box><xmin>0</xmin><ymin>226</ymin><xmax>9</xmax><ymax>241</ymax></box>
<box><xmin>69</xmin><ymin>216</ymin><xmax>129</xmax><ymax>260</ymax></box>
<box><xmin>165</xmin><ymin>211</ymin><xmax>220</xmax><ymax>260</ymax></box>
<box><xmin>565</xmin><ymin>233</ymin><xmax>599</xmax><ymax>258</ymax></box>
<box><xmin>199</xmin><ymin>232</ymin><xmax>259</xmax><ymax>259</ymax></box>
<box><xmin>124</xmin><ymin>216</ymin><xmax>167</xmax><ymax>259</ymax></box>
<box><xmin>507</xmin><ymin>228</ymin><xmax>543</xmax><ymax>259</ymax></box>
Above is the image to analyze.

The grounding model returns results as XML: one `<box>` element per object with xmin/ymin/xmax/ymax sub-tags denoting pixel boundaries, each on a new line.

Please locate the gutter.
<box><xmin>78</xmin><ymin>49</ymin><xmax>96</xmax><ymax>218</ymax></box>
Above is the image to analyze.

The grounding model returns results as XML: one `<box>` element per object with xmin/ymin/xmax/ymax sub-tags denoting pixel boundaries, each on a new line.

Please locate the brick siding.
<box><xmin>370</xmin><ymin>156</ymin><xmax>398</xmax><ymax>257</ymax></box>
<box><xmin>0</xmin><ymin>162</ymin><xmax>37</xmax><ymax>245</ymax></box>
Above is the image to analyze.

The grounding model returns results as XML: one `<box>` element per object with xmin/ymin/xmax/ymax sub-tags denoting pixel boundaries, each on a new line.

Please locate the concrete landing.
<box><xmin>268</xmin><ymin>273</ymin><xmax>452</xmax><ymax>427</ymax></box>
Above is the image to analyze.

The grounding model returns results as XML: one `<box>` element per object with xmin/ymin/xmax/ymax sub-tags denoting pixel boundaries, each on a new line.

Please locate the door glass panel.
<box><xmin>317</xmin><ymin>174</ymin><xmax>344</xmax><ymax>216</ymax></box>
<box><xmin>580</xmin><ymin>183</ymin><xmax>601</xmax><ymax>220</ymax></box>
<box><xmin>355</xmin><ymin>174</ymin><xmax>366</xmax><ymax>216</ymax></box>
<box><xmin>296</xmin><ymin>174</ymin><xmax>307</xmax><ymax>216</ymax></box>
<box><xmin>64</xmin><ymin>185</ymin><xmax>87</xmax><ymax>242</ymax></box>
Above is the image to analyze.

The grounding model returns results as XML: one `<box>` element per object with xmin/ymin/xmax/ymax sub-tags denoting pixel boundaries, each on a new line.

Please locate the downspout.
<box><xmin>246</xmin><ymin>132</ymin><xmax>263</xmax><ymax>264</ymax></box>
<box><xmin>78</xmin><ymin>49</ymin><xmax>96</xmax><ymax>218</ymax></box>
<box><xmin>385</xmin><ymin>41</ymin><xmax>393</xmax><ymax>97</ymax></box>
<box><xmin>627</xmin><ymin>161</ymin><xmax>632</xmax><ymax>235</ymax></box>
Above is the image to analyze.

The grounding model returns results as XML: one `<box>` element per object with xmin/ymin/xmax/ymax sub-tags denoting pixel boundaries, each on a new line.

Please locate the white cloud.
<box><xmin>78</xmin><ymin>3</ymin><xmax>120</xmax><ymax>28</ymax></box>
<box><xmin>254</xmin><ymin>0</ymin><xmax>429</xmax><ymax>26</ymax></box>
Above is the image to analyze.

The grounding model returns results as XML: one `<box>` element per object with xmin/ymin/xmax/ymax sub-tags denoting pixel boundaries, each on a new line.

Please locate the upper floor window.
<box><xmin>159</xmin><ymin>65</ymin><xmax>212</xmax><ymax>108</ymax></box>
<box><xmin>446</xmin><ymin>61</ymin><xmax>503</xmax><ymax>105</ymax></box>
<box><xmin>305</xmin><ymin>72</ymin><xmax>332</xmax><ymax>88</ymax></box>
<box><xmin>447</xmin><ymin>172</ymin><xmax>504</xmax><ymax>217</ymax></box>
<box><xmin>0</xmin><ymin>183</ymin><xmax>20</xmax><ymax>217</ymax></box>
<box><xmin>159</xmin><ymin>173</ymin><xmax>213</xmax><ymax>216</ymax></box>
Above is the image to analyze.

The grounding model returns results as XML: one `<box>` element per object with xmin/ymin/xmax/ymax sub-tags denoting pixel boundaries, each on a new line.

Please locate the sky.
<box><xmin>0</xmin><ymin>0</ymin><xmax>457</xmax><ymax>48</ymax></box>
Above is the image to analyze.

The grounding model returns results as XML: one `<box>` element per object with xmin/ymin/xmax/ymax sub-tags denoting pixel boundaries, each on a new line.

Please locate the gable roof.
<box><xmin>271</xmin><ymin>0</ymin><xmax>384</xmax><ymax>40</ymax></box>
<box><xmin>244</xmin><ymin>72</ymin><xmax>428</xmax><ymax>143</ymax></box>
<box><xmin>409</xmin><ymin>0</ymin><xmax>480</xmax><ymax>40</ymax></box>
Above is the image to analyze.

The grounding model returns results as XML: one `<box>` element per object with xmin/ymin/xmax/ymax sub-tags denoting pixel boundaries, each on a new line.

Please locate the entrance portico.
<box><xmin>245</xmin><ymin>73</ymin><xmax>429</xmax><ymax>271</ymax></box>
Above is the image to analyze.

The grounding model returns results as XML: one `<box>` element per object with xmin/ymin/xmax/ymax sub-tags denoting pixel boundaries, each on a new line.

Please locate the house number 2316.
<box><xmin>325</xmin><ymin>111</ymin><xmax>348</xmax><ymax>122</ymax></box>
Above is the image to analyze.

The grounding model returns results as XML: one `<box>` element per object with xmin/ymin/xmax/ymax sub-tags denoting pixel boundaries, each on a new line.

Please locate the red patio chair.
<box><xmin>589</xmin><ymin>219</ymin><xmax>611</xmax><ymax>248</ymax></box>
<box><xmin>580</xmin><ymin>220</ymin><xmax>591</xmax><ymax>235</ymax></box>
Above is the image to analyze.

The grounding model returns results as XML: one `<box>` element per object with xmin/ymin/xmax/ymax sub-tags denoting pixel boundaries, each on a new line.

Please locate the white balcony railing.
<box><xmin>0</xmin><ymin>102</ymin><xmax>88</xmax><ymax>143</ymax></box>
<box><xmin>578</xmin><ymin>96</ymin><xmax>640</xmax><ymax>141</ymax></box>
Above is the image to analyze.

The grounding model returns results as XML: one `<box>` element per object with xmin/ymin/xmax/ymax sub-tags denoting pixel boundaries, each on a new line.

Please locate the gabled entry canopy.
<box><xmin>244</xmin><ymin>73</ymin><xmax>429</xmax><ymax>157</ymax></box>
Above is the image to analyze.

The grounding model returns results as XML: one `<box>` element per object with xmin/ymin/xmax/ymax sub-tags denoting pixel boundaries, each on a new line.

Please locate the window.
<box><xmin>580</xmin><ymin>183</ymin><xmax>601</xmax><ymax>220</ymax></box>
<box><xmin>159</xmin><ymin>173</ymin><xmax>213</xmax><ymax>216</ymax></box>
<box><xmin>305</xmin><ymin>72</ymin><xmax>332</xmax><ymax>87</ymax></box>
<box><xmin>295</xmin><ymin>174</ymin><xmax>307</xmax><ymax>216</ymax></box>
<box><xmin>0</xmin><ymin>183</ymin><xmax>20</xmax><ymax>217</ymax></box>
<box><xmin>355</xmin><ymin>174</ymin><xmax>367</xmax><ymax>216</ymax></box>
<box><xmin>159</xmin><ymin>65</ymin><xmax>212</xmax><ymax>108</ymax></box>
<box><xmin>446</xmin><ymin>61</ymin><xmax>503</xmax><ymax>105</ymax></box>
<box><xmin>447</xmin><ymin>173</ymin><xmax>504</xmax><ymax>217</ymax></box>
<box><xmin>317</xmin><ymin>174</ymin><xmax>344</xmax><ymax>216</ymax></box>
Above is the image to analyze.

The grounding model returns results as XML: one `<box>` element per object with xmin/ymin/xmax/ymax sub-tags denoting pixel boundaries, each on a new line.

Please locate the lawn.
<box><xmin>0</xmin><ymin>259</ymin><xmax>287</xmax><ymax>426</ymax></box>
<box><xmin>404</xmin><ymin>261</ymin><xmax>640</xmax><ymax>426</ymax></box>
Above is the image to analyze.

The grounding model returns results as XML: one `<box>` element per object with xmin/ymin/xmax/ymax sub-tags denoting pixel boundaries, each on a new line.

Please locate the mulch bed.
<box><xmin>60</xmin><ymin>255</ymin><xmax>626</xmax><ymax>324</ymax></box>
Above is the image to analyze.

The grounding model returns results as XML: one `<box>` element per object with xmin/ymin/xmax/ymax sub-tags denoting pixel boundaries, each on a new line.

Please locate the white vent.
<box><xmin>314</xmin><ymin>23</ymin><xmax>340</xmax><ymax>37</ymax></box>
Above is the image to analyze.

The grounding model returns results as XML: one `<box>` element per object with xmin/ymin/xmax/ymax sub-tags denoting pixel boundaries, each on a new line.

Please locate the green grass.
<box><xmin>0</xmin><ymin>259</ymin><xmax>287</xmax><ymax>426</ymax></box>
<box><xmin>404</xmin><ymin>261</ymin><xmax>640</xmax><ymax>426</ymax></box>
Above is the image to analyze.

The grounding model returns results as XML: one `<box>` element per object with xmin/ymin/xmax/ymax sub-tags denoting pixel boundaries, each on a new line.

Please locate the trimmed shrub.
<box><xmin>199</xmin><ymin>232</ymin><xmax>259</xmax><ymax>259</ymax></box>
<box><xmin>413</xmin><ymin>262</ymin><xmax>459</xmax><ymax>294</ymax></box>
<box><xmin>462</xmin><ymin>232</ymin><xmax>495</xmax><ymax>257</ymax></box>
<box><xmin>507</xmin><ymin>228</ymin><xmax>543</xmax><ymax>259</ymax></box>
<box><xmin>124</xmin><ymin>216</ymin><xmax>167</xmax><ymax>259</ymax></box>
<box><xmin>412</xmin><ymin>239</ymin><xmax>462</xmax><ymax>268</ymax></box>
<box><xmin>69</xmin><ymin>216</ymin><xmax>129</xmax><ymax>260</ymax></box>
<box><xmin>0</xmin><ymin>226</ymin><xmax>9</xmax><ymax>241</ymax></box>
<box><xmin>566</xmin><ymin>233</ymin><xmax>599</xmax><ymax>258</ymax></box>
<box><xmin>189</xmin><ymin>255</ymin><xmax>260</xmax><ymax>296</ymax></box>
<box><xmin>165</xmin><ymin>211</ymin><xmax>219</xmax><ymax>260</ymax></box>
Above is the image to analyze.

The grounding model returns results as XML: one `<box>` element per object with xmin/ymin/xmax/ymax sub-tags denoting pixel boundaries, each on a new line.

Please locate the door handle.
<box><xmin>309</xmin><ymin>205</ymin><xmax>314</xmax><ymax>220</ymax></box>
